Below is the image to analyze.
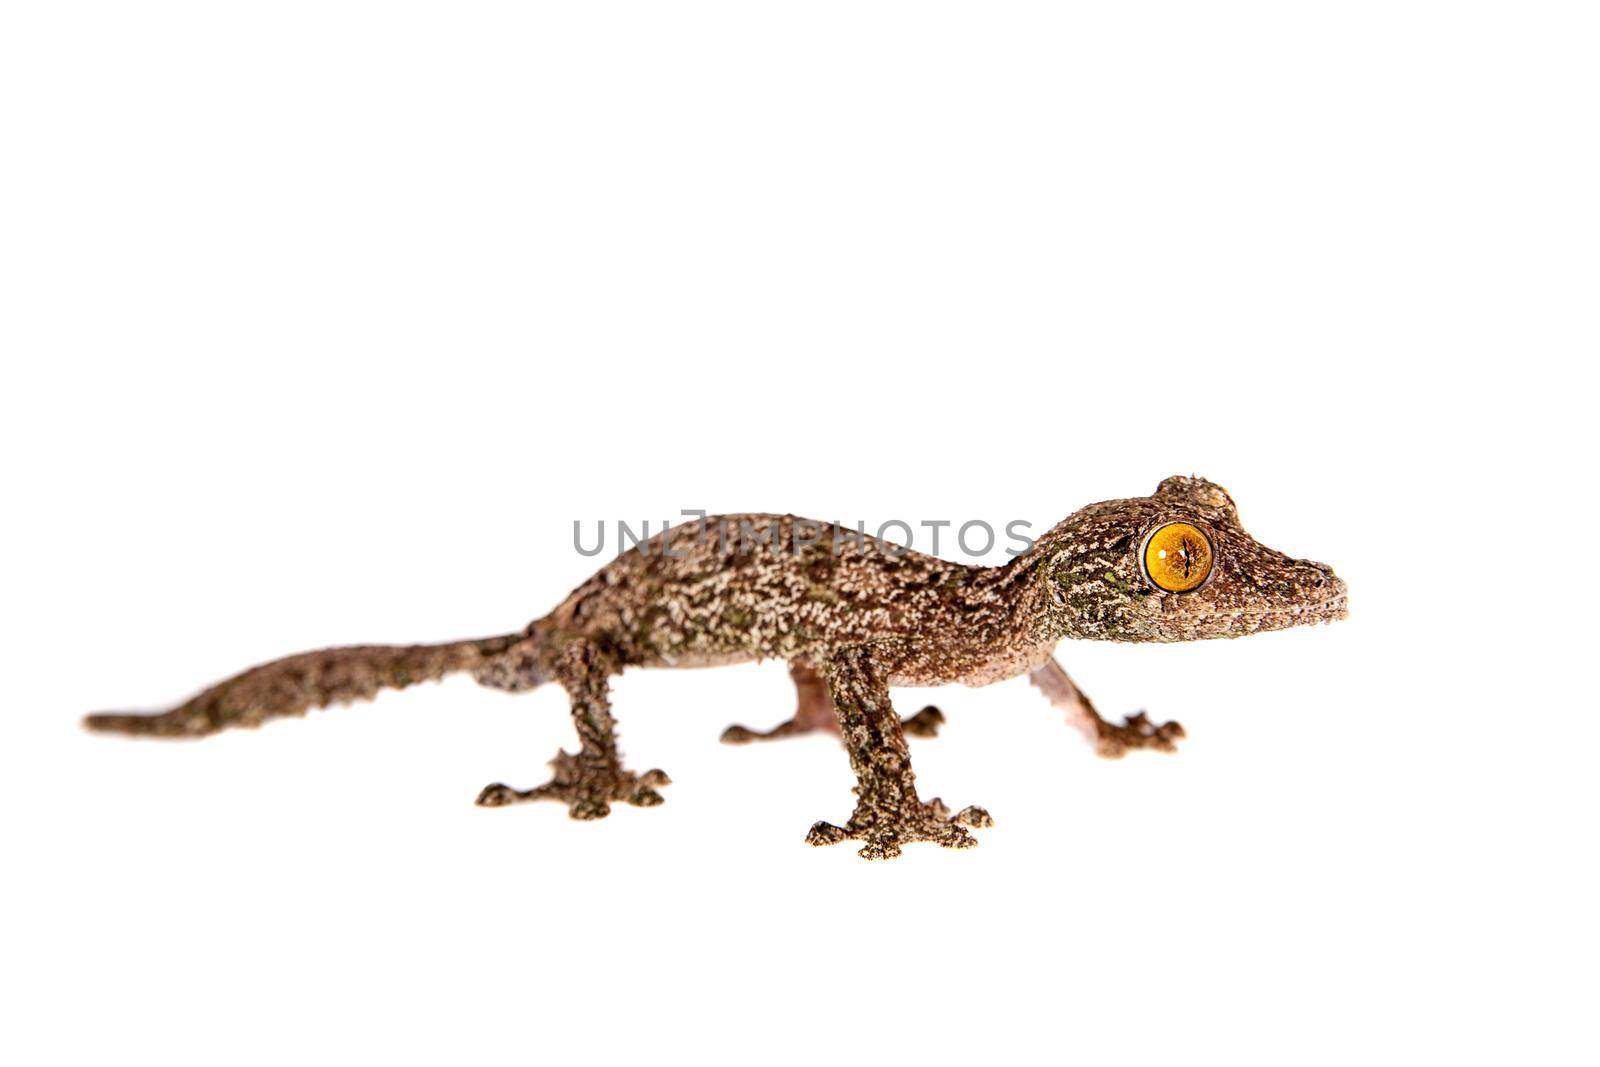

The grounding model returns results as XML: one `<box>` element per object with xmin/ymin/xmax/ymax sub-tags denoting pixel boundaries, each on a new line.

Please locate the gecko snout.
<box><xmin>1303</xmin><ymin>562</ymin><xmax>1348</xmax><ymax>621</ymax></box>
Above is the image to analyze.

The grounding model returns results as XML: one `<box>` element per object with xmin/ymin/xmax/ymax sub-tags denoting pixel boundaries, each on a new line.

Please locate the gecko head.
<box><xmin>1035</xmin><ymin>475</ymin><xmax>1348</xmax><ymax>642</ymax></box>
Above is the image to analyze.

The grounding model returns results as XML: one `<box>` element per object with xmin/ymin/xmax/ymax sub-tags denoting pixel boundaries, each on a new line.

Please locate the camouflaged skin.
<box><xmin>85</xmin><ymin>475</ymin><xmax>1346</xmax><ymax>859</ymax></box>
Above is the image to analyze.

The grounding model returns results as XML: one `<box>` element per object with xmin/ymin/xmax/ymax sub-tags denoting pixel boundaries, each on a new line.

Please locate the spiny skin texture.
<box><xmin>85</xmin><ymin>475</ymin><xmax>1347</xmax><ymax>859</ymax></box>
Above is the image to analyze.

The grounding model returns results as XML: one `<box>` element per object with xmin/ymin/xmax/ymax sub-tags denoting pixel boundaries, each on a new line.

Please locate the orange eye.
<box><xmin>1144</xmin><ymin>522</ymin><xmax>1213</xmax><ymax>592</ymax></box>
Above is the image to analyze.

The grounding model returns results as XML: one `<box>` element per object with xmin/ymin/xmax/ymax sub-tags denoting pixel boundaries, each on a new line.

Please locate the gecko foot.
<box><xmin>720</xmin><ymin>706</ymin><xmax>944</xmax><ymax>744</ymax></box>
<box><xmin>475</xmin><ymin>750</ymin><xmax>671</xmax><ymax>819</ymax></box>
<box><xmin>805</xmin><ymin>796</ymin><xmax>993</xmax><ymax>860</ymax></box>
<box><xmin>1094</xmin><ymin>712</ymin><xmax>1185</xmax><ymax>759</ymax></box>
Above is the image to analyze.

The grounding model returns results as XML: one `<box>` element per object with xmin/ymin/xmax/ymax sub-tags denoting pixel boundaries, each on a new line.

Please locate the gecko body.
<box><xmin>87</xmin><ymin>476</ymin><xmax>1346</xmax><ymax>859</ymax></box>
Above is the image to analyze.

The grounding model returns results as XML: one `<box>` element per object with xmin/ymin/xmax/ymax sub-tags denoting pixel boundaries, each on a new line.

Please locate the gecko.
<box><xmin>85</xmin><ymin>476</ymin><xmax>1347</xmax><ymax>859</ymax></box>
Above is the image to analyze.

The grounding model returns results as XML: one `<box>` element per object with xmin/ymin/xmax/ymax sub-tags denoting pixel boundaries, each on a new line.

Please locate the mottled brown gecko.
<box><xmin>86</xmin><ymin>476</ymin><xmax>1347</xmax><ymax>859</ymax></box>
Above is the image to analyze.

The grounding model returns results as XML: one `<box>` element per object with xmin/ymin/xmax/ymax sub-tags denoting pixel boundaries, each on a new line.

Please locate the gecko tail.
<box><xmin>83</xmin><ymin>710</ymin><xmax>198</xmax><ymax>737</ymax></box>
<box><xmin>83</xmin><ymin>633</ymin><xmax>526</xmax><ymax>739</ymax></box>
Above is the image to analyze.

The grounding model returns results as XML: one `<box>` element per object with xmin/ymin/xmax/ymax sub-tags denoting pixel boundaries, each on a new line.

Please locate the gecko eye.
<box><xmin>1143</xmin><ymin>522</ymin><xmax>1213</xmax><ymax>593</ymax></box>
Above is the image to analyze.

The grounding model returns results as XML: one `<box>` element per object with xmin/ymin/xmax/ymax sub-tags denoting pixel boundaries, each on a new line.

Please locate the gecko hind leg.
<box><xmin>1028</xmin><ymin>657</ymin><xmax>1185</xmax><ymax>758</ymax></box>
<box><xmin>720</xmin><ymin>660</ymin><xmax>943</xmax><ymax>743</ymax></box>
<box><xmin>803</xmin><ymin>652</ymin><xmax>990</xmax><ymax>861</ymax></box>
<box><xmin>475</xmin><ymin>638</ymin><xmax>669</xmax><ymax>819</ymax></box>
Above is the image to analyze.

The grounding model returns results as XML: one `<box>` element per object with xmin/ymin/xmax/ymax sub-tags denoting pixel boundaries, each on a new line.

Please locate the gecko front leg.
<box><xmin>804</xmin><ymin>651</ymin><xmax>990</xmax><ymax>860</ymax></box>
<box><xmin>719</xmin><ymin>659</ymin><xmax>943</xmax><ymax>743</ymax></box>
<box><xmin>1028</xmin><ymin>657</ymin><xmax>1184</xmax><ymax>758</ymax></box>
<box><xmin>475</xmin><ymin>637</ymin><xmax>669</xmax><ymax>818</ymax></box>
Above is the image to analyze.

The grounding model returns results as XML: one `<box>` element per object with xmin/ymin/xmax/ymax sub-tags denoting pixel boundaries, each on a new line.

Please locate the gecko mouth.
<box><xmin>1205</xmin><ymin>593</ymin><xmax>1348</xmax><ymax>635</ymax></box>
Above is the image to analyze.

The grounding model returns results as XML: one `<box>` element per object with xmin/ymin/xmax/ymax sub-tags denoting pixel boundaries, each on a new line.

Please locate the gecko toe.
<box><xmin>953</xmin><ymin>805</ymin><xmax>993</xmax><ymax>828</ymax></box>
<box><xmin>857</xmin><ymin>838</ymin><xmax>904</xmax><ymax>861</ymax></box>
<box><xmin>720</xmin><ymin>724</ymin><xmax>758</xmax><ymax>744</ymax></box>
<box><xmin>900</xmin><ymin>706</ymin><xmax>945</xmax><ymax>738</ymax></box>
<box><xmin>568</xmin><ymin>797</ymin><xmax>612</xmax><ymax>820</ymax></box>
<box><xmin>475</xmin><ymin>783</ymin><xmax>518</xmax><ymax>807</ymax></box>
<box><xmin>806</xmin><ymin>821</ymin><xmax>850</xmax><ymax>847</ymax></box>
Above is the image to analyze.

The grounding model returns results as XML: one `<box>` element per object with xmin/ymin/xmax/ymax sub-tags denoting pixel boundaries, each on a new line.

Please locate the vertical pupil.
<box><xmin>1146</xmin><ymin>524</ymin><xmax>1211</xmax><ymax>592</ymax></box>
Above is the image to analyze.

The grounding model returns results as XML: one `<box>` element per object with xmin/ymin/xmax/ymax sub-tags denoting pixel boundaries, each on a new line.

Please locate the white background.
<box><xmin>2</xmin><ymin>3</ymin><xmax>1595</xmax><ymax>1064</ymax></box>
